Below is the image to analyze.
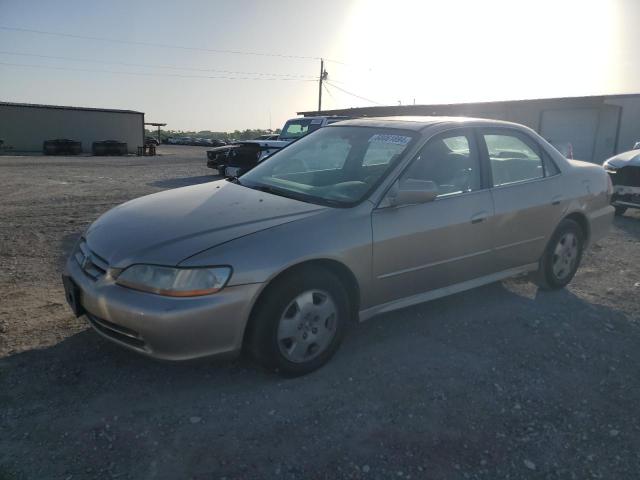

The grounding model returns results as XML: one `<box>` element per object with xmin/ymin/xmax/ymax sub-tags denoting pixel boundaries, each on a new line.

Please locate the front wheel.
<box><xmin>533</xmin><ymin>219</ymin><xmax>584</xmax><ymax>290</ymax></box>
<box><xmin>246</xmin><ymin>268</ymin><xmax>349</xmax><ymax>376</ymax></box>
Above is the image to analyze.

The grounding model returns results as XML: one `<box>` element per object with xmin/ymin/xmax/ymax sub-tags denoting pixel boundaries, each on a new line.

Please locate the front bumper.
<box><xmin>64</xmin><ymin>256</ymin><xmax>262</xmax><ymax>361</ymax></box>
<box><xmin>612</xmin><ymin>184</ymin><xmax>640</xmax><ymax>209</ymax></box>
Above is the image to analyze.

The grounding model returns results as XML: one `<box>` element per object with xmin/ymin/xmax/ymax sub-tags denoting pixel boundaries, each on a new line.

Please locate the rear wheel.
<box><xmin>246</xmin><ymin>267</ymin><xmax>348</xmax><ymax>376</ymax></box>
<box><xmin>534</xmin><ymin>219</ymin><xmax>584</xmax><ymax>290</ymax></box>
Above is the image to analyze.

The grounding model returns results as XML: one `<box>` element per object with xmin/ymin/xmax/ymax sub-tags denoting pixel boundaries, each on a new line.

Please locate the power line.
<box><xmin>322</xmin><ymin>83</ymin><xmax>336</xmax><ymax>106</ymax></box>
<box><xmin>324</xmin><ymin>81</ymin><xmax>384</xmax><ymax>106</ymax></box>
<box><xmin>0</xmin><ymin>50</ymin><xmax>317</xmax><ymax>79</ymax></box>
<box><xmin>0</xmin><ymin>25</ymin><xmax>322</xmax><ymax>61</ymax></box>
<box><xmin>0</xmin><ymin>61</ymin><xmax>317</xmax><ymax>81</ymax></box>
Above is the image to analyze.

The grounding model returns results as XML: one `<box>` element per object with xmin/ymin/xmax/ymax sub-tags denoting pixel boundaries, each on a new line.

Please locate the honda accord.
<box><xmin>63</xmin><ymin>117</ymin><xmax>614</xmax><ymax>375</ymax></box>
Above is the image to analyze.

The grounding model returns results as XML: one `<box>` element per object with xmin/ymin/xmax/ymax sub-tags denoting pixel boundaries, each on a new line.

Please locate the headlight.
<box><xmin>603</xmin><ymin>163</ymin><xmax>617</xmax><ymax>172</ymax></box>
<box><xmin>116</xmin><ymin>265</ymin><xmax>232</xmax><ymax>297</ymax></box>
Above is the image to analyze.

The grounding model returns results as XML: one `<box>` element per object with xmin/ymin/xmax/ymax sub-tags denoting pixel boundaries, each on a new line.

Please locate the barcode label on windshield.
<box><xmin>368</xmin><ymin>134</ymin><xmax>411</xmax><ymax>146</ymax></box>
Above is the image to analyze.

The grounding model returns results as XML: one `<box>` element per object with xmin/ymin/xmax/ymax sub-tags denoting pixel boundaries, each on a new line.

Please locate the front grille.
<box><xmin>86</xmin><ymin>313</ymin><xmax>146</xmax><ymax>349</ymax></box>
<box><xmin>74</xmin><ymin>240</ymin><xmax>108</xmax><ymax>280</ymax></box>
<box><xmin>608</xmin><ymin>166</ymin><xmax>640</xmax><ymax>186</ymax></box>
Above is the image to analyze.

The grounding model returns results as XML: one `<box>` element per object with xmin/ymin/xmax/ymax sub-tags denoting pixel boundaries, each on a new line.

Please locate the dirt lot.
<box><xmin>1</xmin><ymin>145</ymin><xmax>640</xmax><ymax>479</ymax></box>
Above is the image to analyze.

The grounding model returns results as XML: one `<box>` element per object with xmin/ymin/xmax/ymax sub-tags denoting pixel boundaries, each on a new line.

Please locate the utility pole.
<box><xmin>318</xmin><ymin>58</ymin><xmax>328</xmax><ymax>112</ymax></box>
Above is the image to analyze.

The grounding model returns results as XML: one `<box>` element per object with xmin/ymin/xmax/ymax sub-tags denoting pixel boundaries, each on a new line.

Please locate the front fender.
<box><xmin>179</xmin><ymin>203</ymin><xmax>376</xmax><ymax>308</ymax></box>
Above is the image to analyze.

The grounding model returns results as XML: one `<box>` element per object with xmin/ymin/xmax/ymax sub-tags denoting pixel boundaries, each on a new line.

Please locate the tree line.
<box><xmin>145</xmin><ymin>128</ymin><xmax>281</xmax><ymax>142</ymax></box>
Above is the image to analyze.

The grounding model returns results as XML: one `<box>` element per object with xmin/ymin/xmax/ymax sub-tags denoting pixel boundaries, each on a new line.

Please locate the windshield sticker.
<box><xmin>368</xmin><ymin>134</ymin><xmax>411</xmax><ymax>146</ymax></box>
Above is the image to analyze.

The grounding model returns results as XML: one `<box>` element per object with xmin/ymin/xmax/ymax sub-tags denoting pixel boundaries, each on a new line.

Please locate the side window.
<box><xmin>484</xmin><ymin>133</ymin><xmax>544</xmax><ymax>186</ymax></box>
<box><xmin>401</xmin><ymin>133</ymin><xmax>481</xmax><ymax>197</ymax></box>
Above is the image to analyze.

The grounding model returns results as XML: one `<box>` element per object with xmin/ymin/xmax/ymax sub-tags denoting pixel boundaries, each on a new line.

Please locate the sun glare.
<box><xmin>337</xmin><ymin>0</ymin><xmax>622</xmax><ymax>106</ymax></box>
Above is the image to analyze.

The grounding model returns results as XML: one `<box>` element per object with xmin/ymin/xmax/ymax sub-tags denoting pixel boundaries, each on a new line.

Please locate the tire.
<box><xmin>534</xmin><ymin>219</ymin><xmax>584</xmax><ymax>291</ymax></box>
<box><xmin>614</xmin><ymin>206</ymin><xmax>627</xmax><ymax>216</ymax></box>
<box><xmin>246</xmin><ymin>267</ymin><xmax>349</xmax><ymax>376</ymax></box>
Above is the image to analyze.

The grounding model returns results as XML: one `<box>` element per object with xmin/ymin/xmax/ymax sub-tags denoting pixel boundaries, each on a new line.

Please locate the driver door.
<box><xmin>370</xmin><ymin>129</ymin><xmax>496</xmax><ymax>306</ymax></box>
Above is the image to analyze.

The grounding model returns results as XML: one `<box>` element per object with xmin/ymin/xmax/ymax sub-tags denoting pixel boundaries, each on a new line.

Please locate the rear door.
<box><xmin>479</xmin><ymin>128</ymin><xmax>566</xmax><ymax>271</ymax></box>
<box><xmin>370</xmin><ymin>129</ymin><xmax>495</xmax><ymax>306</ymax></box>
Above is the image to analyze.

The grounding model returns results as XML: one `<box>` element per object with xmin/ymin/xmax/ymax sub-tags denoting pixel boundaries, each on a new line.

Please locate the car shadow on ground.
<box><xmin>148</xmin><ymin>174</ymin><xmax>220</xmax><ymax>189</ymax></box>
<box><xmin>614</xmin><ymin>210</ymin><xmax>640</xmax><ymax>237</ymax></box>
<box><xmin>2</xmin><ymin>280</ymin><xmax>639</xmax><ymax>478</ymax></box>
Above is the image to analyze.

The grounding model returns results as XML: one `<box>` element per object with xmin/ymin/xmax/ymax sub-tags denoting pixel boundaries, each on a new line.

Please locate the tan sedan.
<box><xmin>63</xmin><ymin>117</ymin><xmax>614</xmax><ymax>375</ymax></box>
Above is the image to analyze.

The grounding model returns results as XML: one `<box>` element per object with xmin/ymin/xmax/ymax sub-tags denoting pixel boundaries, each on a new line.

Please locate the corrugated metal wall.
<box><xmin>0</xmin><ymin>104</ymin><xmax>144</xmax><ymax>154</ymax></box>
<box><xmin>301</xmin><ymin>95</ymin><xmax>640</xmax><ymax>163</ymax></box>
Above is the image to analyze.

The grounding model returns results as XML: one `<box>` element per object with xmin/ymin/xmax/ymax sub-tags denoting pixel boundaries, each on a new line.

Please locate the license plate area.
<box><xmin>62</xmin><ymin>275</ymin><xmax>85</xmax><ymax>317</ymax></box>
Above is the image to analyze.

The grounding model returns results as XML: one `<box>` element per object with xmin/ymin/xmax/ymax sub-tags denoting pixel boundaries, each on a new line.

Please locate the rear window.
<box><xmin>280</xmin><ymin>119</ymin><xmax>323</xmax><ymax>140</ymax></box>
<box><xmin>484</xmin><ymin>133</ymin><xmax>544</xmax><ymax>186</ymax></box>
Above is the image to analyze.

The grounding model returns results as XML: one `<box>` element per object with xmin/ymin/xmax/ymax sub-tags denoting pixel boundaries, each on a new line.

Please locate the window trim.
<box><xmin>477</xmin><ymin>127</ymin><xmax>560</xmax><ymax>189</ymax></box>
<box><xmin>541</xmin><ymin>150</ymin><xmax>561</xmax><ymax>177</ymax></box>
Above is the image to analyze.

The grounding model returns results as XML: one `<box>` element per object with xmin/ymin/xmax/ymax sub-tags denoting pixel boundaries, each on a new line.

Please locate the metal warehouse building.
<box><xmin>0</xmin><ymin>102</ymin><xmax>144</xmax><ymax>154</ymax></box>
<box><xmin>300</xmin><ymin>93</ymin><xmax>640</xmax><ymax>164</ymax></box>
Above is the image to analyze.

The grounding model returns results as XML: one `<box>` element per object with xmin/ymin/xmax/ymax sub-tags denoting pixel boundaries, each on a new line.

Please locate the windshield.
<box><xmin>279</xmin><ymin>119</ymin><xmax>323</xmax><ymax>140</ymax></box>
<box><xmin>240</xmin><ymin>126</ymin><xmax>416</xmax><ymax>206</ymax></box>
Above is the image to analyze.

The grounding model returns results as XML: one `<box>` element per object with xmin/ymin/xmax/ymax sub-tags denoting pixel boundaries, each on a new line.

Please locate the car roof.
<box><xmin>327</xmin><ymin>116</ymin><xmax>521</xmax><ymax>131</ymax></box>
<box><xmin>288</xmin><ymin>115</ymin><xmax>350</xmax><ymax>121</ymax></box>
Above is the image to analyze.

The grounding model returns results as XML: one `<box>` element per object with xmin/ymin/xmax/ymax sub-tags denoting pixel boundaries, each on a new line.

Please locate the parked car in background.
<box><xmin>144</xmin><ymin>136</ymin><xmax>159</xmax><ymax>146</ymax></box>
<box><xmin>603</xmin><ymin>149</ymin><xmax>640</xmax><ymax>215</ymax></box>
<box><xmin>206</xmin><ymin>116</ymin><xmax>350</xmax><ymax>177</ymax></box>
<box><xmin>194</xmin><ymin>138</ymin><xmax>215</xmax><ymax>146</ymax></box>
<box><xmin>63</xmin><ymin>117</ymin><xmax>613</xmax><ymax>375</ymax></box>
<box><xmin>92</xmin><ymin>140</ymin><xmax>127</xmax><ymax>156</ymax></box>
<box><xmin>43</xmin><ymin>138</ymin><xmax>82</xmax><ymax>155</ymax></box>
<box><xmin>256</xmin><ymin>134</ymin><xmax>280</xmax><ymax>141</ymax></box>
<box><xmin>278</xmin><ymin>116</ymin><xmax>348</xmax><ymax>141</ymax></box>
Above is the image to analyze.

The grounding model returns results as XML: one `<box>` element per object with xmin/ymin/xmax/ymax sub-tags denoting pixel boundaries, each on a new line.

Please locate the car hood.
<box><xmin>85</xmin><ymin>180</ymin><xmax>326</xmax><ymax>268</ymax></box>
<box><xmin>603</xmin><ymin>150</ymin><xmax>640</xmax><ymax>168</ymax></box>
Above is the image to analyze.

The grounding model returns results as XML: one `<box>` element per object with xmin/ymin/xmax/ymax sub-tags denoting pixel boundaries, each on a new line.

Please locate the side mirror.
<box><xmin>386</xmin><ymin>179</ymin><xmax>438</xmax><ymax>207</ymax></box>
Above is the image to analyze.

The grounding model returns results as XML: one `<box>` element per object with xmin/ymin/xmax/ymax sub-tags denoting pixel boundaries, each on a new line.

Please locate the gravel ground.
<box><xmin>1</xmin><ymin>145</ymin><xmax>639</xmax><ymax>479</ymax></box>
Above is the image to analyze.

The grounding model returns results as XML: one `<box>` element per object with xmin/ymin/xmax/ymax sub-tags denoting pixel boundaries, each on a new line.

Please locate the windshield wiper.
<box><xmin>251</xmin><ymin>184</ymin><xmax>305</xmax><ymax>200</ymax></box>
<box><xmin>239</xmin><ymin>182</ymin><xmax>343</xmax><ymax>207</ymax></box>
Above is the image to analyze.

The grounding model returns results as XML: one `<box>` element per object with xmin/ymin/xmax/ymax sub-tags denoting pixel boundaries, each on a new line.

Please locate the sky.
<box><xmin>1</xmin><ymin>0</ymin><xmax>639</xmax><ymax>132</ymax></box>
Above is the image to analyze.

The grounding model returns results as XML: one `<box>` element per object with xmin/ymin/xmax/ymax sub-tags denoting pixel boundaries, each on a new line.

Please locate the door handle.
<box><xmin>471</xmin><ymin>212</ymin><xmax>488</xmax><ymax>224</ymax></box>
<box><xmin>551</xmin><ymin>195</ymin><xmax>563</xmax><ymax>206</ymax></box>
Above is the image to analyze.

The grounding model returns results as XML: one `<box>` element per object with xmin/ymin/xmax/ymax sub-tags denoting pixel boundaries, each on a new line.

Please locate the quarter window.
<box><xmin>401</xmin><ymin>133</ymin><xmax>481</xmax><ymax>197</ymax></box>
<box><xmin>484</xmin><ymin>133</ymin><xmax>544</xmax><ymax>186</ymax></box>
